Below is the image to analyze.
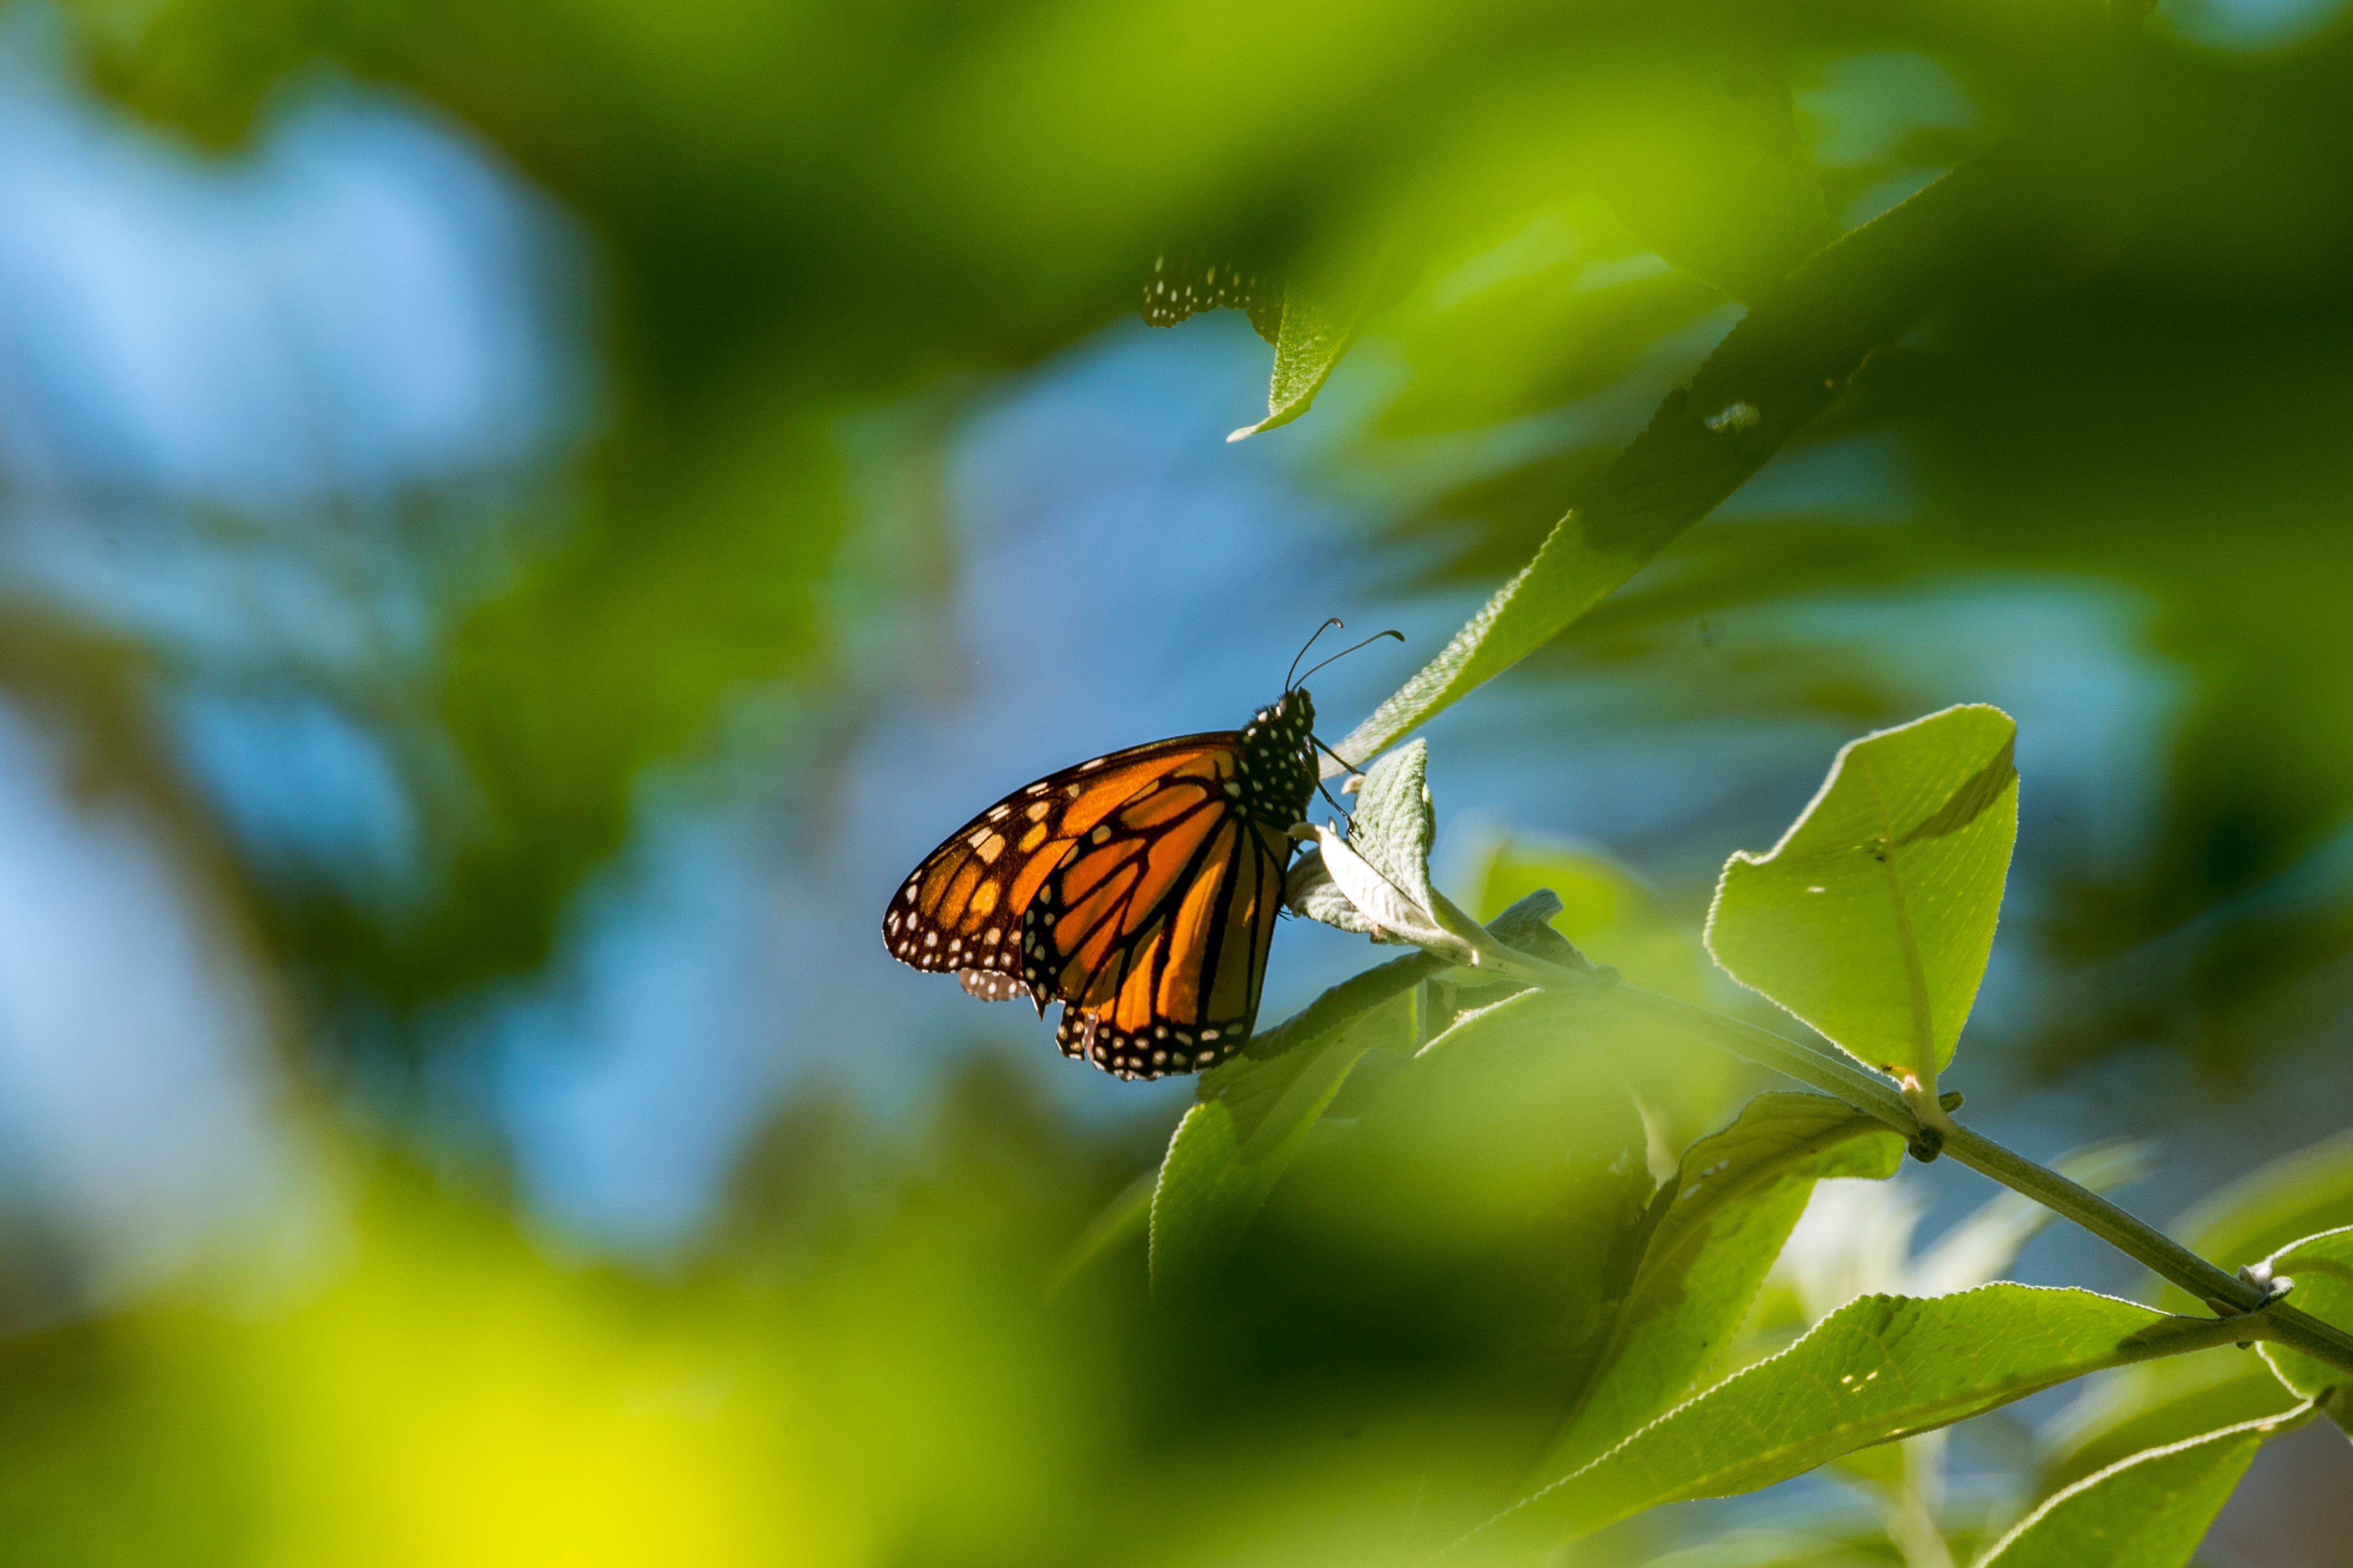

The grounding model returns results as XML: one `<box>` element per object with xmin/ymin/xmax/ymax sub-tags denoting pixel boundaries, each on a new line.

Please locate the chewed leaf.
<box><xmin>1140</xmin><ymin>253</ymin><xmax>1283</xmax><ymax>343</ymax></box>
<box><xmin>1228</xmin><ymin>247</ymin><xmax>1392</xmax><ymax>441</ymax></box>
<box><xmin>1705</xmin><ymin>705</ymin><xmax>2018</xmax><ymax>1083</ymax></box>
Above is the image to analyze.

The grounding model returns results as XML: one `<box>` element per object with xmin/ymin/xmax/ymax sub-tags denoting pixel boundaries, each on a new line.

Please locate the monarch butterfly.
<box><xmin>882</xmin><ymin>625</ymin><xmax>1396</xmax><ymax>1080</ymax></box>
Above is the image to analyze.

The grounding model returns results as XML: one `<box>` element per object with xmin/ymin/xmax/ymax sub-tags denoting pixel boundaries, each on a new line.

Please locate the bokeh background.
<box><xmin>1</xmin><ymin>0</ymin><xmax>2351</xmax><ymax>1562</ymax></box>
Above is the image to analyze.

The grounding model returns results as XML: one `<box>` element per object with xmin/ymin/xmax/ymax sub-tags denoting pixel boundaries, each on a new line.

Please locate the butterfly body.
<box><xmin>884</xmin><ymin>689</ymin><xmax>1318</xmax><ymax>1080</ymax></box>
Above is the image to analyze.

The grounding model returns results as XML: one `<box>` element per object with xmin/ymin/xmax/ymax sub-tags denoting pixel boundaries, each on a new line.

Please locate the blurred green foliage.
<box><xmin>44</xmin><ymin>0</ymin><xmax>2353</xmax><ymax>1080</ymax></box>
<box><xmin>6</xmin><ymin>0</ymin><xmax>2353</xmax><ymax>1562</ymax></box>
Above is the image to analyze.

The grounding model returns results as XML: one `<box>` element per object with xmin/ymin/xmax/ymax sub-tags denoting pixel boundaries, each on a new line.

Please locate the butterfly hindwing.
<box><xmin>1044</xmin><ymin>815</ymin><xmax>1292</xmax><ymax>1078</ymax></box>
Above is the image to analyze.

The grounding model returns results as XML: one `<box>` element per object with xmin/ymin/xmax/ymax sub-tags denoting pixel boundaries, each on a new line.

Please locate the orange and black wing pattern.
<box><xmin>883</xmin><ymin>733</ymin><xmax>1297</xmax><ymax>1080</ymax></box>
<box><xmin>1026</xmin><ymin>743</ymin><xmax>1293</xmax><ymax>1078</ymax></box>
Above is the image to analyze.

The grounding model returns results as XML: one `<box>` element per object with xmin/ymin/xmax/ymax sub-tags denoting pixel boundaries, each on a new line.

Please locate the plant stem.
<box><xmin>1375</xmin><ymin>902</ymin><xmax>2353</xmax><ymax>1374</ymax></box>
<box><xmin>1549</xmin><ymin>980</ymin><xmax>2353</xmax><ymax>1378</ymax></box>
<box><xmin>1934</xmin><ymin>1123</ymin><xmax>2353</xmax><ymax>1374</ymax></box>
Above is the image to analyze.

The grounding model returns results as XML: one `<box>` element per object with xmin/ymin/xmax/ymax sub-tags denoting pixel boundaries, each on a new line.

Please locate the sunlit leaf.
<box><xmin>2037</xmin><ymin>1351</ymin><xmax>2302</xmax><ymax>1497</ymax></box>
<box><xmin>1457</xmin><ymin>1286</ymin><xmax>2224</xmax><ymax>1557</ymax></box>
<box><xmin>1308</xmin><ymin>827</ymin><xmax>1452</xmax><ymax>948</ymax></box>
<box><xmin>1229</xmin><ymin>248</ymin><xmax>1394</xmax><ymax>441</ymax></box>
<box><xmin>1294</xmin><ymin>740</ymin><xmax>1465</xmax><ymax>949</ymax></box>
<box><xmin>1284</xmin><ymin>843</ymin><xmax>1383</xmax><ymax>936</ymax></box>
<box><xmin>1347</xmin><ymin>739</ymin><xmax>1436</xmax><ymax>909</ymax></box>
<box><xmin>2254</xmin><ymin>1225</ymin><xmax>2353</xmax><ymax>1409</ymax></box>
<box><xmin>1978</xmin><ymin>1407</ymin><xmax>2311</xmax><ymax>1568</ymax></box>
<box><xmin>1536</xmin><ymin>1092</ymin><xmax>1904</xmax><ymax>1482</ymax></box>
<box><xmin>1705</xmin><ymin>705</ymin><xmax>2018</xmax><ymax>1083</ymax></box>
<box><xmin>1332</xmin><ymin>149</ymin><xmax>2027</xmax><ymax>769</ymax></box>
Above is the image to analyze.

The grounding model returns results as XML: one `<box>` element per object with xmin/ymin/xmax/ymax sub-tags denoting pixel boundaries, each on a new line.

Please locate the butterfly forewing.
<box><xmin>882</xmin><ymin>732</ymin><xmax>1244</xmax><ymax>988</ymax></box>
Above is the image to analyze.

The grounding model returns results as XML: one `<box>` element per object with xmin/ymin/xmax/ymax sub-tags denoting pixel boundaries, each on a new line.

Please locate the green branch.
<box><xmin>1378</xmin><ymin>926</ymin><xmax>2353</xmax><ymax>1379</ymax></box>
<box><xmin>1588</xmin><ymin>982</ymin><xmax>2353</xmax><ymax>1378</ymax></box>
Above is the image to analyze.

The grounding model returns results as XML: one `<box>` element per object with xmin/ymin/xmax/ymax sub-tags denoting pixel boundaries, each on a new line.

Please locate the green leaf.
<box><xmin>2153</xmin><ymin>1126</ymin><xmax>2353</xmax><ymax>1311</ymax></box>
<box><xmin>2038</xmin><ymin>1352</ymin><xmax>2302</xmax><ymax>1497</ymax></box>
<box><xmin>1282</xmin><ymin>844</ymin><xmax>1384</xmax><ymax>937</ymax></box>
<box><xmin>1348</xmin><ymin>739</ymin><xmax>1436</xmax><ymax>909</ymax></box>
<box><xmin>1151</xmin><ymin>982</ymin><xmax>1420</xmax><ymax>1290</ymax></box>
<box><xmin>1705</xmin><ymin>705</ymin><xmax>2018</xmax><ymax>1083</ymax></box>
<box><xmin>1473</xmin><ymin>838</ymin><xmax>1705</xmax><ymax>1001</ymax></box>
<box><xmin>1536</xmin><ymin>1093</ymin><xmax>1905</xmax><ymax>1482</ymax></box>
<box><xmin>2255</xmin><ymin>1225</ymin><xmax>2353</xmax><ymax>1406</ymax></box>
<box><xmin>2088</xmin><ymin>1161</ymin><xmax>2350</xmax><ymax>1452</ymax></box>
<box><xmin>1303</xmin><ymin>828</ymin><xmax>1450</xmax><ymax>948</ymax></box>
<box><xmin>1592</xmin><ymin>51</ymin><xmax>1829</xmax><ymax>303</ymax></box>
<box><xmin>1227</xmin><ymin>248</ymin><xmax>1392</xmax><ymax>442</ymax></box>
<box><xmin>1978</xmin><ymin>1407</ymin><xmax>2310</xmax><ymax>1568</ymax></box>
<box><xmin>1331</xmin><ymin>148</ymin><xmax>2031</xmax><ymax>769</ymax></box>
<box><xmin>1307</xmin><ymin>980</ymin><xmax>1655</xmax><ymax>1407</ymax></box>
<box><xmin>1292</xmin><ymin>740</ymin><xmax>1472</xmax><ymax>953</ymax></box>
<box><xmin>1149</xmin><ymin>890</ymin><xmax>1562</xmax><ymax>1287</ymax></box>
<box><xmin>1456</xmin><ymin>1285</ymin><xmax>2231</xmax><ymax>1557</ymax></box>
<box><xmin>1045</xmin><ymin>1171</ymin><xmax>1154</xmax><ymax>1297</ymax></box>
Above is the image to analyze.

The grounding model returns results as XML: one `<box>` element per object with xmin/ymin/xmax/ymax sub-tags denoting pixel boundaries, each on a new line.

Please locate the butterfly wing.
<box><xmin>1041</xmin><ymin>807</ymin><xmax>1292</xmax><ymax>1079</ymax></box>
<box><xmin>881</xmin><ymin>733</ymin><xmax>1247</xmax><ymax>1002</ymax></box>
<box><xmin>884</xmin><ymin>731</ymin><xmax>1301</xmax><ymax>1080</ymax></box>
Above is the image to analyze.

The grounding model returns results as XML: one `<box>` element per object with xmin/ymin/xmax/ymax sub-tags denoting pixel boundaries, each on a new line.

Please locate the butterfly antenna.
<box><xmin>1294</xmin><ymin>628</ymin><xmax>1404</xmax><ymax>690</ymax></box>
<box><xmin>1286</xmin><ymin>618</ymin><xmax>1346</xmax><ymax>691</ymax></box>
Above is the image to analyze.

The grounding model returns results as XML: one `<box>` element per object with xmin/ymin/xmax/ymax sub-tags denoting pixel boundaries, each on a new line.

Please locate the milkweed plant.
<box><xmin>1056</xmin><ymin>85</ymin><xmax>2353</xmax><ymax>1568</ymax></box>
